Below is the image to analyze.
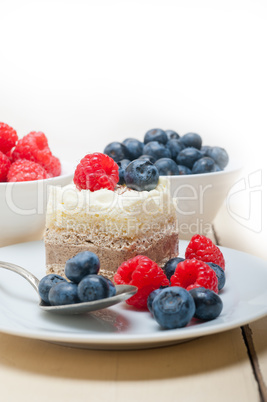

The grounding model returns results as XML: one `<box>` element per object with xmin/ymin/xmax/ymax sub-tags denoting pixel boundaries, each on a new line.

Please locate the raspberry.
<box><xmin>114</xmin><ymin>255</ymin><xmax>169</xmax><ymax>309</ymax></box>
<box><xmin>0</xmin><ymin>151</ymin><xmax>11</xmax><ymax>181</ymax></box>
<box><xmin>185</xmin><ymin>234</ymin><xmax>225</xmax><ymax>270</ymax></box>
<box><xmin>7</xmin><ymin>159</ymin><xmax>48</xmax><ymax>182</ymax></box>
<box><xmin>170</xmin><ymin>259</ymin><xmax>218</xmax><ymax>293</ymax></box>
<box><xmin>0</xmin><ymin>122</ymin><xmax>18</xmax><ymax>154</ymax></box>
<box><xmin>45</xmin><ymin>155</ymin><xmax>61</xmax><ymax>178</ymax></box>
<box><xmin>74</xmin><ymin>152</ymin><xmax>119</xmax><ymax>191</ymax></box>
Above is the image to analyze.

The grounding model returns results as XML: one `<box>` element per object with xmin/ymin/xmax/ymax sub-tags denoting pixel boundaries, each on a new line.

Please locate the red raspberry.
<box><xmin>170</xmin><ymin>259</ymin><xmax>218</xmax><ymax>293</ymax></box>
<box><xmin>0</xmin><ymin>151</ymin><xmax>11</xmax><ymax>181</ymax></box>
<box><xmin>45</xmin><ymin>155</ymin><xmax>61</xmax><ymax>178</ymax></box>
<box><xmin>74</xmin><ymin>152</ymin><xmax>119</xmax><ymax>191</ymax></box>
<box><xmin>0</xmin><ymin>122</ymin><xmax>18</xmax><ymax>154</ymax></box>
<box><xmin>185</xmin><ymin>234</ymin><xmax>225</xmax><ymax>270</ymax></box>
<box><xmin>114</xmin><ymin>255</ymin><xmax>169</xmax><ymax>310</ymax></box>
<box><xmin>7</xmin><ymin>160</ymin><xmax>48</xmax><ymax>182</ymax></box>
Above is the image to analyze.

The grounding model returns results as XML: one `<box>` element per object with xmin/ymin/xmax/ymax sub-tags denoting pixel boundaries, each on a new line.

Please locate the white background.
<box><xmin>1</xmin><ymin>0</ymin><xmax>266</xmax><ymax>259</ymax></box>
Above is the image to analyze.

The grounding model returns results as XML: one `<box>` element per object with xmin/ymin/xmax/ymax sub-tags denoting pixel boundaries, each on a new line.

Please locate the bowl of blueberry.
<box><xmin>103</xmin><ymin>128</ymin><xmax>242</xmax><ymax>239</ymax></box>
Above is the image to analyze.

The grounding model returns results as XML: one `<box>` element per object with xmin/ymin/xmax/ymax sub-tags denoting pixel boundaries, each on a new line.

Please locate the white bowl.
<box><xmin>0</xmin><ymin>162</ymin><xmax>74</xmax><ymax>247</ymax></box>
<box><xmin>167</xmin><ymin>162</ymin><xmax>243</xmax><ymax>240</ymax></box>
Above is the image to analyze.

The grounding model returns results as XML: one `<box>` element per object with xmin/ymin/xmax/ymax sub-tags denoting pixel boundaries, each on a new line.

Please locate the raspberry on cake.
<box><xmin>44</xmin><ymin>153</ymin><xmax>179</xmax><ymax>281</ymax></box>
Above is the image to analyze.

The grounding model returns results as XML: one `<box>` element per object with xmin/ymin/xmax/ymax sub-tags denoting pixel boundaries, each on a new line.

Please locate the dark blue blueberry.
<box><xmin>180</xmin><ymin>133</ymin><xmax>202</xmax><ymax>149</ymax></box>
<box><xmin>117</xmin><ymin>159</ymin><xmax>131</xmax><ymax>184</ymax></box>
<box><xmin>65</xmin><ymin>251</ymin><xmax>100</xmax><ymax>283</ymax></box>
<box><xmin>166</xmin><ymin>139</ymin><xmax>185</xmax><ymax>160</ymax></box>
<box><xmin>214</xmin><ymin>164</ymin><xmax>222</xmax><ymax>172</ymax></box>
<box><xmin>138</xmin><ymin>154</ymin><xmax>156</xmax><ymax>164</ymax></box>
<box><xmin>38</xmin><ymin>274</ymin><xmax>67</xmax><ymax>304</ymax></box>
<box><xmin>104</xmin><ymin>142</ymin><xmax>129</xmax><ymax>162</ymax></box>
<box><xmin>154</xmin><ymin>158</ymin><xmax>180</xmax><ymax>176</ymax></box>
<box><xmin>192</xmin><ymin>157</ymin><xmax>217</xmax><ymax>174</ymax></box>
<box><xmin>200</xmin><ymin>145</ymin><xmax>212</xmax><ymax>156</ymax></box>
<box><xmin>162</xmin><ymin>257</ymin><xmax>185</xmax><ymax>280</ymax></box>
<box><xmin>122</xmin><ymin>138</ymin><xmax>144</xmax><ymax>160</ymax></box>
<box><xmin>206</xmin><ymin>263</ymin><xmax>226</xmax><ymax>291</ymax></box>
<box><xmin>48</xmin><ymin>282</ymin><xmax>79</xmax><ymax>306</ymax></box>
<box><xmin>105</xmin><ymin>278</ymin><xmax>116</xmax><ymax>297</ymax></box>
<box><xmin>124</xmin><ymin>159</ymin><xmax>159</xmax><ymax>191</ymax></box>
<box><xmin>177</xmin><ymin>165</ymin><xmax>192</xmax><ymax>175</ymax></box>
<box><xmin>189</xmin><ymin>288</ymin><xmax>223</xmax><ymax>321</ymax></box>
<box><xmin>147</xmin><ymin>288</ymin><xmax>165</xmax><ymax>314</ymax></box>
<box><xmin>152</xmin><ymin>287</ymin><xmax>195</xmax><ymax>329</ymax></box>
<box><xmin>206</xmin><ymin>146</ymin><xmax>229</xmax><ymax>169</ymax></box>
<box><xmin>165</xmin><ymin>130</ymin><xmax>180</xmax><ymax>140</ymax></box>
<box><xmin>176</xmin><ymin>147</ymin><xmax>202</xmax><ymax>169</ymax></box>
<box><xmin>143</xmin><ymin>141</ymin><xmax>171</xmax><ymax>161</ymax></box>
<box><xmin>144</xmin><ymin>128</ymin><xmax>168</xmax><ymax>145</ymax></box>
<box><xmin>77</xmin><ymin>275</ymin><xmax>110</xmax><ymax>302</ymax></box>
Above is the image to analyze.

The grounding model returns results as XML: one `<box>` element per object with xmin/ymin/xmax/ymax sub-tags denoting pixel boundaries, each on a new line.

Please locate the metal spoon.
<box><xmin>0</xmin><ymin>261</ymin><xmax>137</xmax><ymax>315</ymax></box>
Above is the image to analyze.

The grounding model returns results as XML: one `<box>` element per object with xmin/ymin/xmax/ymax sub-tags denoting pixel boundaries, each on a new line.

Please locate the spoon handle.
<box><xmin>0</xmin><ymin>261</ymin><xmax>40</xmax><ymax>294</ymax></box>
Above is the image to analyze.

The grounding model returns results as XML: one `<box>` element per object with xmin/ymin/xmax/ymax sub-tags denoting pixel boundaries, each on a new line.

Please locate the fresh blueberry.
<box><xmin>206</xmin><ymin>263</ymin><xmax>226</xmax><ymax>291</ymax></box>
<box><xmin>200</xmin><ymin>145</ymin><xmax>212</xmax><ymax>156</ymax></box>
<box><xmin>48</xmin><ymin>282</ymin><xmax>79</xmax><ymax>306</ymax></box>
<box><xmin>77</xmin><ymin>275</ymin><xmax>110</xmax><ymax>302</ymax></box>
<box><xmin>105</xmin><ymin>278</ymin><xmax>116</xmax><ymax>297</ymax></box>
<box><xmin>192</xmin><ymin>157</ymin><xmax>217</xmax><ymax>174</ymax></box>
<box><xmin>162</xmin><ymin>257</ymin><xmax>185</xmax><ymax>280</ymax></box>
<box><xmin>104</xmin><ymin>141</ymin><xmax>129</xmax><ymax>162</ymax></box>
<box><xmin>189</xmin><ymin>288</ymin><xmax>223</xmax><ymax>321</ymax></box>
<box><xmin>176</xmin><ymin>147</ymin><xmax>202</xmax><ymax>169</ymax></box>
<box><xmin>165</xmin><ymin>130</ymin><xmax>180</xmax><ymax>140</ymax></box>
<box><xmin>117</xmin><ymin>159</ymin><xmax>131</xmax><ymax>184</ymax></box>
<box><xmin>122</xmin><ymin>138</ymin><xmax>144</xmax><ymax>160</ymax></box>
<box><xmin>147</xmin><ymin>288</ymin><xmax>165</xmax><ymax>314</ymax></box>
<box><xmin>124</xmin><ymin>159</ymin><xmax>159</xmax><ymax>191</ymax></box>
<box><xmin>138</xmin><ymin>154</ymin><xmax>156</xmax><ymax>164</ymax></box>
<box><xmin>166</xmin><ymin>139</ymin><xmax>185</xmax><ymax>160</ymax></box>
<box><xmin>180</xmin><ymin>133</ymin><xmax>202</xmax><ymax>150</ymax></box>
<box><xmin>152</xmin><ymin>287</ymin><xmax>195</xmax><ymax>329</ymax></box>
<box><xmin>65</xmin><ymin>251</ymin><xmax>100</xmax><ymax>283</ymax></box>
<box><xmin>177</xmin><ymin>165</ymin><xmax>192</xmax><ymax>175</ymax></box>
<box><xmin>214</xmin><ymin>164</ymin><xmax>222</xmax><ymax>172</ymax></box>
<box><xmin>144</xmin><ymin>128</ymin><xmax>168</xmax><ymax>145</ymax></box>
<box><xmin>206</xmin><ymin>146</ymin><xmax>229</xmax><ymax>169</ymax></box>
<box><xmin>143</xmin><ymin>141</ymin><xmax>171</xmax><ymax>161</ymax></box>
<box><xmin>38</xmin><ymin>274</ymin><xmax>67</xmax><ymax>304</ymax></box>
<box><xmin>154</xmin><ymin>158</ymin><xmax>180</xmax><ymax>176</ymax></box>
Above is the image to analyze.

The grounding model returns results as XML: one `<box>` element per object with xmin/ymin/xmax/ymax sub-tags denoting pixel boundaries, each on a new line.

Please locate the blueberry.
<box><xmin>165</xmin><ymin>130</ymin><xmax>180</xmax><ymax>140</ymax></box>
<box><xmin>192</xmin><ymin>157</ymin><xmax>217</xmax><ymax>174</ymax></box>
<box><xmin>206</xmin><ymin>146</ymin><xmax>229</xmax><ymax>169</ymax></box>
<box><xmin>77</xmin><ymin>275</ymin><xmax>110</xmax><ymax>302</ymax></box>
<box><xmin>138</xmin><ymin>154</ymin><xmax>156</xmax><ymax>164</ymax></box>
<box><xmin>162</xmin><ymin>257</ymin><xmax>185</xmax><ymax>280</ymax></box>
<box><xmin>176</xmin><ymin>147</ymin><xmax>202</xmax><ymax>169</ymax></box>
<box><xmin>144</xmin><ymin>128</ymin><xmax>168</xmax><ymax>145</ymax></box>
<box><xmin>189</xmin><ymin>288</ymin><xmax>223</xmax><ymax>321</ymax></box>
<box><xmin>48</xmin><ymin>282</ymin><xmax>79</xmax><ymax>306</ymax></box>
<box><xmin>105</xmin><ymin>278</ymin><xmax>116</xmax><ymax>297</ymax></box>
<box><xmin>166</xmin><ymin>139</ymin><xmax>185</xmax><ymax>160</ymax></box>
<box><xmin>152</xmin><ymin>287</ymin><xmax>195</xmax><ymax>329</ymax></box>
<box><xmin>124</xmin><ymin>159</ymin><xmax>159</xmax><ymax>191</ymax></box>
<box><xmin>38</xmin><ymin>274</ymin><xmax>67</xmax><ymax>304</ymax></box>
<box><xmin>117</xmin><ymin>159</ymin><xmax>131</xmax><ymax>184</ymax></box>
<box><xmin>206</xmin><ymin>263</ymin><xmax>226</xmax><ymax>291</ymax></box>
<box><xmin>143</xmin><ymin>141</ymin><xmax>171</xmax><ymax>161</ymax></box>
<box><xmin>214</xmin><ymin>164</ymin><xmax>222</xmax><ymax>172</ymax></box>
<box><xmin>104</xmin><ymin>141</ymin><xmax>129</xmax><ymax>162</ymax></box>
<box><xmin>177</xmin><ymin>165</ymin><xmax>192</xmax><ymax>175</ymax></box>
<box><xmin>180</xmin><ymin>133</ymin><xmax>202</xmax><ymax>149</ymax></box>
<box><xmin>122</xmin><ymin>138</ymin><xmax>144</xmax><ymax>160</ymax></box>
<box><xmin>147</xmin><ymin>288</ymin><xmax>164</xmax><ymax>314</ymax></box>
<box><xmin>65</xmin><ymin>251</ymin><xmax>100</xmax><ymax>283</ymax></box>
<box><xmin>200</xmin><ymin>145</ymin><xmax>212</xmax><ymax>156</ymax></box>
<box><xmin>154</xmin><ymin>158</ymin><xmax>180</xmax><ymax>176</ymax></box>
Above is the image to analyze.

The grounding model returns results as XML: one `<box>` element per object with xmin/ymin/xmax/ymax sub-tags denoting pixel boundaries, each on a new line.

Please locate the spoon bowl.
<box><xmin>0</xmin><ymin>261</ymin><xmax>137</xmax><ymax>315</ymax></box>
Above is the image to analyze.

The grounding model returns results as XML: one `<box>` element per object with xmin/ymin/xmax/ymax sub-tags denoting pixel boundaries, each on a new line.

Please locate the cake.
<box><xmin>44</xmin><ymin>176</ymin><xmax>179</xmax><ymax>280</ymax></box>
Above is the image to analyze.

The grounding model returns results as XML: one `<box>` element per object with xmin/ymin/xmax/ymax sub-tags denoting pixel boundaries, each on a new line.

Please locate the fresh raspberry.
<box><xmin>0</xmin><ymin>151</ymin><xmax>11</xmax><ymax>181</ymax></box>
<box><xmin>0</xmin><ymin>122</ymin><xmax>18</xmax><ymax>154</ymax></box>
<box><xmin>44</xmin><ymin>155</ymin><xmax>61</xmax><ymax>178</ymax></box>
<box><xmin>170</xmin><ymin>259</ymin><xmax>218</xmax><ymax>293</ymax></box>
<box><xmin>7</xmin><ymin>159</ymin><xmax>48</xmax><ymax>182</ymax></box>
<box><xmin>185</xmin><ymin>234</ymin><xmax>225</xmax><ymax>270</ymax></box>
<box><xmin>74</xmin><ymin>152</ymin><xmax>119</xmax><ymax>191</ymax></box>
<box><xmin>114</xmin><ymin>255</ymin><xmax>169</xmax><ymax>309</ymax></box>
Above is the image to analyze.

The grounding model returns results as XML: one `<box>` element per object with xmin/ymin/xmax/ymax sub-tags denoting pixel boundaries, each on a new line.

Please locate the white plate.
<box><xmin>0</xmin><ymin>240</ymin><xmax>267</xmax><ymax>350</ymax></box>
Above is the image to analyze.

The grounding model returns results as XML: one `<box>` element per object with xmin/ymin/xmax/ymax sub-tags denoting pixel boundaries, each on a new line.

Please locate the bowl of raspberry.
<box><xmin>0</xmin><ymin>123</ymin><xmax>73</xmax><ymax>247</ymax></box>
